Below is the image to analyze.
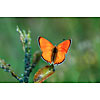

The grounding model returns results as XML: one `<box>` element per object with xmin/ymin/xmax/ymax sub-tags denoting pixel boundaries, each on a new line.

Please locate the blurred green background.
<box><xmin>0</xmin><ymin>17</ymin><xmax>100</xmax><ymax>83</ymax></box>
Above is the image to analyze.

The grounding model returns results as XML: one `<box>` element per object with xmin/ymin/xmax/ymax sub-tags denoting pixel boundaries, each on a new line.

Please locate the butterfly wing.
<box><xmin>54</xmin><ymin>39</ymin><xmax>71</xmax><ymax>64</ymax></box>
<box><xmin>38</xmin><ymin>37</ymin><xmax>54</xmax><ymax>63</ymax></box>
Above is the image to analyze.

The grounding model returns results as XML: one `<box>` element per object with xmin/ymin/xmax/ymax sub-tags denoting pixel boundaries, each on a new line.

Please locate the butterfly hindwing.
<box><xmin>54</xmin><ymin>51</ymin><xmax>65</xmax><ymax>64</ymax></box>
<box><xmin>38</xmin><ymin>37</ymin><xmax>54</xmax><ymax>63</ymax></box>
<box><xmin>54</xmin><ymin>39</ymin><xmax>71</xmax><ymax>64</ymax></box>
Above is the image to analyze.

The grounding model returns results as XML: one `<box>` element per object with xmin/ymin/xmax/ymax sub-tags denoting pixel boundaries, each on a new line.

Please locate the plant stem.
<box><xmin>24</xmin><ymin>51</ymin><xmax>41</xmax><ymax>83</ymax></box>
<box><xmin>24</xmin><ymin>46</ymin><xmax>31</xmax><ymax>83</ymax></box>
<box><xmin>17</xmin><ymin>26</ymin><xmax>32</xmax><ymax>83</ymax></box>
<box><xmin>17</xmin><ymin>27</ymin><xmax>42</xmax><ymax>83</ymax></box>
<box><xmin>10</xmin><ymin>69</ymin><xmax>23</xmax><ymax>82</ymax></box>
<box><xmin>0</xmin><ymin>58</ymin><xmax>23</xmax><ymax>83</ymax></box>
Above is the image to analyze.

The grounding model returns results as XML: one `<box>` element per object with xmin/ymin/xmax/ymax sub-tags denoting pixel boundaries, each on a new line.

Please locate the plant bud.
<box><xmin>34</xmin><ymin>65</ymin><xmax>55</xmax><ymax>83</ymax></box>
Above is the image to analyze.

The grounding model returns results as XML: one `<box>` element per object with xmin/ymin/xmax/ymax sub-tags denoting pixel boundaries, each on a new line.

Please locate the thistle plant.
<box><xmin>0</xmin><ymin>26</ymin><xmax>55</xmax><ymax>83</ymax></box>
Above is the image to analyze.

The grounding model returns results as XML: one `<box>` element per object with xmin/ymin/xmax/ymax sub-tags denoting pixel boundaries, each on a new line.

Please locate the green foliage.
<box><xmin>0</xmin><ymin>25</ymin><xmax>54</xmax><ymax>83</ymax></box>
<box><xmin>0</xmin><ymin>18</ymin><xmax>100</xmax><ymax>83</ymax></box>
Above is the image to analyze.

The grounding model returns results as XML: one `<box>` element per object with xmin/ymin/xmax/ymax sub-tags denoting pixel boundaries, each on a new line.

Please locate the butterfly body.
<box><xmin>38</xmin><ymin>36</ymin><xmax>71</xmax><ymax>65</ymax></box>
<box><xmin>51</xmin><ymin>46</ymin><xmax>58</xmax><ymax>64</ymax></box>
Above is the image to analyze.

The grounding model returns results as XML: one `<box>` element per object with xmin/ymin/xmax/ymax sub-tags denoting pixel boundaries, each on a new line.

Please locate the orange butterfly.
<box><xmin>38</xmin><ymin>37</ymin><xmax>72</xmax><ymax>65</ymax></box>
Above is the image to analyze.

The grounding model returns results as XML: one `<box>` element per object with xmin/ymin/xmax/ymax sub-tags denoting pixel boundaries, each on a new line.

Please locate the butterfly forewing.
<box><xmin>38</xmin><ymin>37</ymin><xmax>54</xmax><ymax>63</ymax></box>
<box><xmin>54</xmin><ymin>39</ymin><xmax>71</xmax><ymax>64</ymax></box>
<box><xmin>57</xmin><ymin>40</ymin><xmax>71</xmax><ymax>53</ymax></box>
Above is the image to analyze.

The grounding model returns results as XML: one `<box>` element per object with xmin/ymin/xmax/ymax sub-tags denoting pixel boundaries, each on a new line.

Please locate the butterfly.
<box><xmin>38</xmin><ymin>36</ymin><xmax>72</xmax><ymax>65</ymax></box>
